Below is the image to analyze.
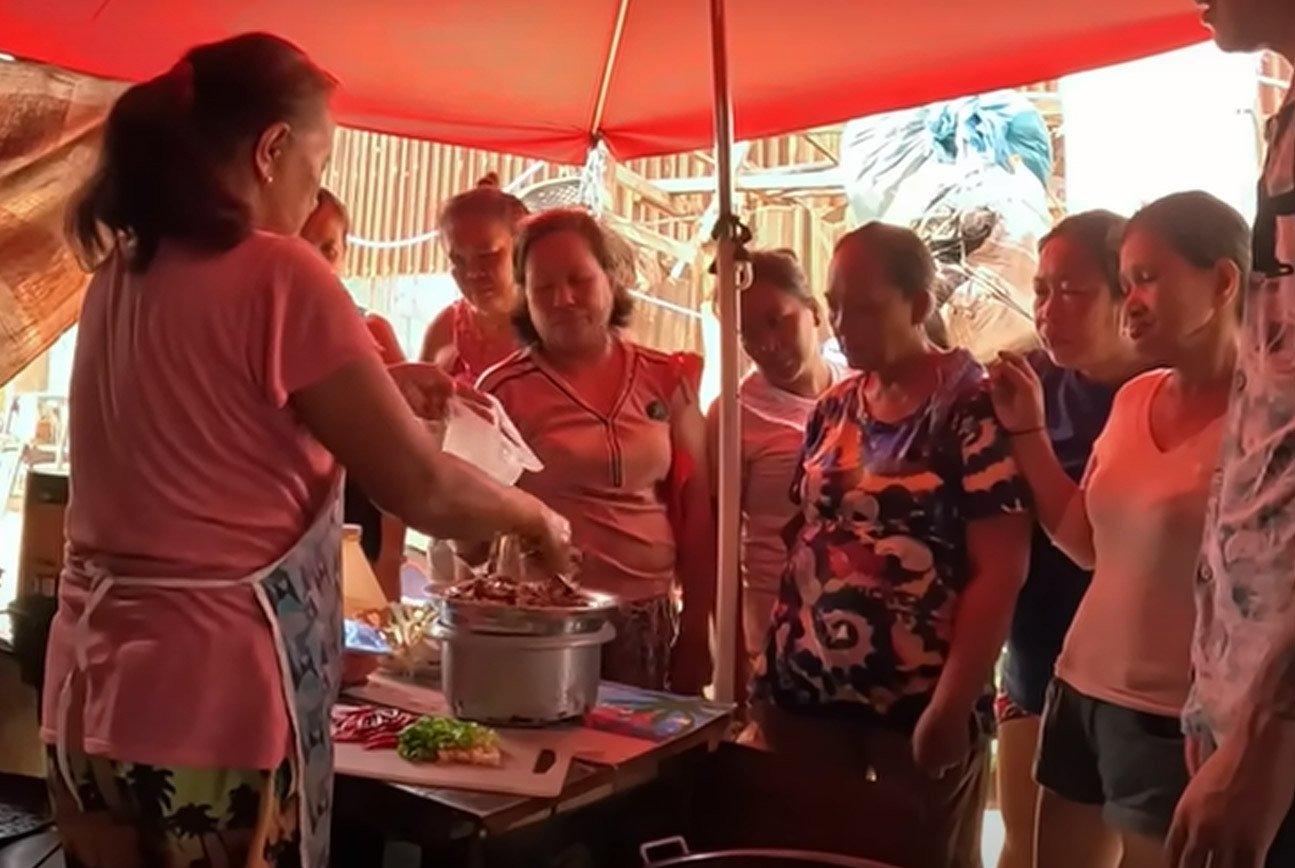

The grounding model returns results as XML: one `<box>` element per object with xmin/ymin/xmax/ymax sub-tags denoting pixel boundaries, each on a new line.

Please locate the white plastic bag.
<box><xmin>440</xmin><ymin>394</ymin><xmax>543</xmax><ymax>487</ymax></box>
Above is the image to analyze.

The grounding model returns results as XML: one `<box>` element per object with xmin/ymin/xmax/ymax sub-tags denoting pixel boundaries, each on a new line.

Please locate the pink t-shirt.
<box><xmin>1056</xmin><ymin>369</ymin><xmax>1224</xmax><ymax>717</ymax></box>
<box><xmin>41</xmin><ymin>233</ymin><xmax>376</xmax><ymax>770</ymax></box>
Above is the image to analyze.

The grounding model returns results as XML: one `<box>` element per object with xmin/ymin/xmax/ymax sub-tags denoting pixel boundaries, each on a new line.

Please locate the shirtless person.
<box><xmin>1169</xmin><ymin>3</ymin><xmax>1295</xmax><ymax>866</ymax></box>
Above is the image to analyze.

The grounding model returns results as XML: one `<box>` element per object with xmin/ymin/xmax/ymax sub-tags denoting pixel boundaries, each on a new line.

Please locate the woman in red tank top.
<box><xmin>421</xmin><ymin>175</ymin><xmax>528</xmax><ymax>383</ymax></box>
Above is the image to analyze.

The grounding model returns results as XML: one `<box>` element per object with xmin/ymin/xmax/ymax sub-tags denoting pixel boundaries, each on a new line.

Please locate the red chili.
<box><xmin>331</xmin><ymin>706</ymin><xmax>417</xmax><ymax>745</ymax></box>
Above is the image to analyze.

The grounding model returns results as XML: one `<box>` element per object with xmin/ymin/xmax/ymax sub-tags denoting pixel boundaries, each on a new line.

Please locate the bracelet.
<box><xmin>1005</xmin><ymin>425</ymin><xmax>1045</xmax><ymax>437</ymax></box>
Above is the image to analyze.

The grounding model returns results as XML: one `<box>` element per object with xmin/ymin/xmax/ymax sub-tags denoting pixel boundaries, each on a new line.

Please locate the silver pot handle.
<box><xmin>640</xmin><ymin>836</ymin><xmax>690</xmax><ymax>865</ymax></box>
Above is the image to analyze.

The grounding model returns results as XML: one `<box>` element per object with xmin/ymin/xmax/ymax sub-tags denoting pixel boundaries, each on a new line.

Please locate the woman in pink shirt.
<box><xmin>479</xmin><ymin>209</ymin><xmax>716</xmax><ymax>694</ymax></box>
<box><xmin>301</xmin><ymin>188</ymin><xmax>408</xmax><ymax>602</ymax></box>
<box><xmin>705</xmin><ymin>250</ymin><xmax>846</xmax><ymax>689</ymax></box>
<box><xmin>420</xmin><ymin>174</ymin><xmax>528</xmax><ymax>382</ymax></box>
<box><xmin>45</xmin><ymin>34</ymin><xmax>569</xmax><ymax>868</ymax></box>
<box><xmin>990</xmin><ymin>191</ymin><xmax>1248</xmax><ymax>868</ymax></box>
<box><xmin>301</xmin><ymin>188</ymin><xmax>405</xmax><ymax>366</ymax></box>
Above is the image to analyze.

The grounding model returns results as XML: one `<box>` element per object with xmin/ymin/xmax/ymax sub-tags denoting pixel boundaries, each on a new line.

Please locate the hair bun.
<box><xmin>477</xmin><ymin>172</ymin><xmax>501</xmax><ymax>188</ymax></box>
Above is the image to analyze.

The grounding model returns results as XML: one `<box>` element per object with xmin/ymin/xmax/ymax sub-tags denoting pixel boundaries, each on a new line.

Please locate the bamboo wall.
<box><xmin>322</xmin><ymin>128</ymin><xmax>852</xmax><ymax>356</ymax></box>
<box><xmin>323</xmin><ymin>129</ymin><xmax>848</xmax><ymax>285</ymax></box>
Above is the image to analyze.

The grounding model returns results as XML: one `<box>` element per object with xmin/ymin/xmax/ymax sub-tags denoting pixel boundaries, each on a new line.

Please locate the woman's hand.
<box><xmin>1168</xmin><ymin>721</ymin><xmax>1295</xmax><ymax>868</ymax></box>
<box><xmin>670</xmin><ymin>618</ymin><xmax>713</xmax><ymax>697</ymax></box>
<box><xmin>518</xmin><ymin>500</ymin><xmax>575</xmax><ymax>577</ymax></box>
<box><xmin>987</xmin><ymin>351</ymin><xmax>1046</xmax><ymax>435</ymax></box>
<box><xmin>387</xmin><ymin>362</ymin><xmax>493</xmax><ymax>422</ymax></box>
<box><xmin>912</xmin><ymin>699</ymin><xmax>972</xmax><ymax>778</ymax></box>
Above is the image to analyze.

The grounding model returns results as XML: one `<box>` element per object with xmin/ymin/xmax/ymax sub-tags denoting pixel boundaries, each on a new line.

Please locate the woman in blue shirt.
<box><xmin>994</xmin><ymin>210</ymin><xmax>1145</xmax><ymax>868</ymax></box>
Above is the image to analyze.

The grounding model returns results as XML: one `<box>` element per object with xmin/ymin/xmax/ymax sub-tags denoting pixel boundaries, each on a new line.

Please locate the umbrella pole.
<box><xmin>708</xmin><ymin>0</ymin><xmax>741</xmax><ymax>705</ymax></box>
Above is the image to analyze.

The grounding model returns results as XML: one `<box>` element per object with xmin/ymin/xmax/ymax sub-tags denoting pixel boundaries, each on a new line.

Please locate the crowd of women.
<box><xmin>34</xmin><ymin>1</ymin><xmax>1295</xmax><ymax>866</ymax></box>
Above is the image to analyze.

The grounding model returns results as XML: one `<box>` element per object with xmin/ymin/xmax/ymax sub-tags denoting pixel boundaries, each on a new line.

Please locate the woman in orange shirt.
<box><xmin>479</xmin><ymin>209</ymin><xmax>715</xmax><ymax>693</ymax></box>
<box><xmin>301</xmin><ymin>188</ymin><xmax>406</xmax><ymax>597</ymax></box>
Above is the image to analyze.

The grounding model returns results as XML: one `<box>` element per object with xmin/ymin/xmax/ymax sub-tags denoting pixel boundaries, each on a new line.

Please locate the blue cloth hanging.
<box><xmin>926</xmin><ymin>90</ymin><xmax>1054</xmax><ymax>187</ymax></box>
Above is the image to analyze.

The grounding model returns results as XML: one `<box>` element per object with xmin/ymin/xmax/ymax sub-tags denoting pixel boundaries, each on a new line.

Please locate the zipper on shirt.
<box><xmin>605</xmin><ymin>423</ymin><xmax>624</xmax><ymax>488</ymax></box>
<box><xmin>536</xmin><ymin>349</ymin><xmax>637</xmax><ymax>490</ymax></box>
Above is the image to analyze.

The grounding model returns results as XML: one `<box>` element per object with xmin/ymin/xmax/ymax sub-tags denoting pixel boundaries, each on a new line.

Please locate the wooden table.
<box><xmin>332</xmin><ymin>677</ymin><xmax>733</xmax><ymax>866</ymax></box>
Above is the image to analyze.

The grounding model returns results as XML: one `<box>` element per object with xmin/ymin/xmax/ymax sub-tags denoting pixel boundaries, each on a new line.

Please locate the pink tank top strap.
<box><xmin>449</xmin><ymin>299</ymin><xmax>518</xmax><ymax>383</ymax></box>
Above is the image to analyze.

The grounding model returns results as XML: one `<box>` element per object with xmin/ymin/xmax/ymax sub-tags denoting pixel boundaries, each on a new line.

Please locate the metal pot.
<box><xmin>430</xmin><ymin>587</ymin><xmax>619</xmax><ymax>637</ymax></box>
<box><xmin>431</xmin><ymin>621</ymin><xmax>614</xmax><ymax>725</ymax></box>
<box><xmin>640</xmin><ymin>839</ymin><xmax>899</xmax><ymax>868</ymax></box>
<box><xmin>642</xmin><ymin>855</ymin><xmax>896</xmax><ymax>868</ymax></box>
<box><xmin>644</xmin><ymin>853</ymin><xmax>898</xmax><ymax>868</ymax></box>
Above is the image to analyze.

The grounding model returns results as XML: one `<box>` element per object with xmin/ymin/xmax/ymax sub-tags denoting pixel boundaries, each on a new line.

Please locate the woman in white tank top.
<box><xmin>705</xmin><ymin>250</ymin><xmax>846</xmax><ymax>689</ymax></box>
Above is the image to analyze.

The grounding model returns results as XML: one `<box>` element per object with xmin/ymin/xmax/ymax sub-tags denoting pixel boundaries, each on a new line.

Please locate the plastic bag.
<box><xmin>440</xmin><ymin>394</ymin><xmax>543</xmax><ymax>487</ymax></box>
<box><xmin>841</xmin><ymin>89</ymin><xmax>1053</xmax><ymax>229</ymax></box>
<box><xmin>931</xmin><ymin>165</ymin><xmax>1051</xmax><ymax>361</ymax></box>
<box><xmin>927</xmin><ymin>91</ymin><xmax>1053</xmax><ymax>188</ymax></box>
<box><xmin>840</xmin><ymin>91</ymin><xmax>1053</xmax><ymax>362</ymax></box>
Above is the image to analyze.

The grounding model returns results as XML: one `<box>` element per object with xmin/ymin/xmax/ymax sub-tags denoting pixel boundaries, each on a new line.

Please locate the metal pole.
<box><xmin>709</xmin><ymin>0</ymin><xmax>741</xmax><ymax>705</ymax></box>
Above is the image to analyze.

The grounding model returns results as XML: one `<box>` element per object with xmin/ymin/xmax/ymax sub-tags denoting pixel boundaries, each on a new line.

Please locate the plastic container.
<box><xmin>440</xmin><ymin>395</ymin><xmax>542</xmax><ymax>486</ymax></box>
<box><xmin>342</xmin><ymin>524</ymin><xmax>387</xmax><ymax>617</ymax></box>
<box><xmin>17</xmin><ymin>463</ymin><xmax>68</xmax><ymax>598</ymax></box>
<box><xmin>432</xmin><ymin>621</ymin><xmax>614</xmax><ymax>725</ymax></box>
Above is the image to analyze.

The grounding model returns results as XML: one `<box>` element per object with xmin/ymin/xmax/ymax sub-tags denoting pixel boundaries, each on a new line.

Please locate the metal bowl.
<box><xmin>432</xmin><ymin>621</ymin><xmax>615</xmax><ymax>725</ymax></box>
<box><xmin>644</xmin><ymin>849</ymin><xmax>897</xmax><ymax>868</ymax></box>
<box><xmin>428</xmin><ymin>585</ymin><xmax>620</xmax><ymax>637</ymax></box>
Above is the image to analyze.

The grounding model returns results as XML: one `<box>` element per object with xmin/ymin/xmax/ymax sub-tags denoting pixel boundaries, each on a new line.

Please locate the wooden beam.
<box><xmin>612</xmin><ymin>163</ymin><xmax>679</xmax><ymax>214</ymax></box>
<box><xmin>604</xmin><ymin>213</ymin><xmax>696</xmax><ymax>262</ymax></box>
<box><xmin>800</xmin><ymin>132</ymin><xmax>838</xmax><ymax>165</ymax></box>
<box><xmin>669</xmin><ymin>141</ymin><xmax>754</xmax><ymax>279</ymax></box>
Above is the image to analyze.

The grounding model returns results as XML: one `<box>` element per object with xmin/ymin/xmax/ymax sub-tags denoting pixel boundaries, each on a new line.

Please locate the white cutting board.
<box><xmin>347</xmin><ymin>675</ymin><xmax>654</xmax><ymax>765</ymax></box>
<box><xmin>333</xmin><ymin>706</ymin><xmax>571</xmax><ymax>798</ymax></box>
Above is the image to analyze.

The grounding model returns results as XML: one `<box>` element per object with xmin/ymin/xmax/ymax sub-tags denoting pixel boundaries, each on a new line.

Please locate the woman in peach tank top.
<box><xmin>989</xmin><ymin>191</ymin><xmax>1248</xmax><ymax>868</ymax></box>
<box><xmin>421</xmin><ymin>174</ymin><xmax>527</xmax><ymax>382</ymax></box>
<box><xmin>479</xmin><ymin>209</ymin><xmax>716</xmax><ymax>694</ymax></box>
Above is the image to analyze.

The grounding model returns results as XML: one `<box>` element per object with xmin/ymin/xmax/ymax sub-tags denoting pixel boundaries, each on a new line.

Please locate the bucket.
<box><xmin>17</xmin><ymin>463</ymin><xmax>68</xmax><ymax>598</ymax></box>
<box><xmin>640</xmin><ymin>838</ymin><xmax>899</xmax><ymax>868</ymax></box>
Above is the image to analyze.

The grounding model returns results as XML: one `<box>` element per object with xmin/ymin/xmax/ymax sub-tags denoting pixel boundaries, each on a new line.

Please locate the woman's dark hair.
<box><xmin>312</xmin><ymin>188</ymin><xmax>350</xmax><ymax>234</ymax></box>
<box><xmin>69</xmin><ymin>32</ymin><xmax>336</xmax><ymax>272</ymax></box>
<box><xmin>1125</xmin><ymin>190</ymin><xmax>1252</xmax><ymax>289</ymax></box>
<box><xmin>748</xmin><ymin>249</ymin><xmax>815</xmax><ymax>305</ymax></box>
<box><xmin>833</xmin><ymin>222</ymin><xmax>935</xmax><ymax>300</ymax></box>
<box><xmin>438</xmin><ymin>173</ymin><xmax>529</xmax><ymax>235</ymax></box>
<box><xmin>1039</xmin><ymin>210</ymin><xmax>1128</xmax><ymax>297</ymax></box>
<box><xmin>511</xmin><ymin>208</ymin><xmax>635</xmax><ymax>345</ymax></box>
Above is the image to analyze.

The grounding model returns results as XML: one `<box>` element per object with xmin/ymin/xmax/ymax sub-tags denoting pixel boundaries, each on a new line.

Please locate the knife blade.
<box><xmin>532</xmin><ymin>748</ymin><xmax>556</xmax><ymax>774</ymax></box>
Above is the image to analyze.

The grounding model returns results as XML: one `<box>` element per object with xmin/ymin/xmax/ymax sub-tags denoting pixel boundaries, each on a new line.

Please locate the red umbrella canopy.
<box><xmin>0</xmin><ymin>0</ymin><xmax>1206</xmax><ymax>163</ymax></box>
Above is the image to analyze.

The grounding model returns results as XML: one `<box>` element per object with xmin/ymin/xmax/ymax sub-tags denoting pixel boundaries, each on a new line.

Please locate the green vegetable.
<box><xmin>396</xmin><ymin>716</ymin><xmax>498</xmax><ymax>763</ymax></box>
